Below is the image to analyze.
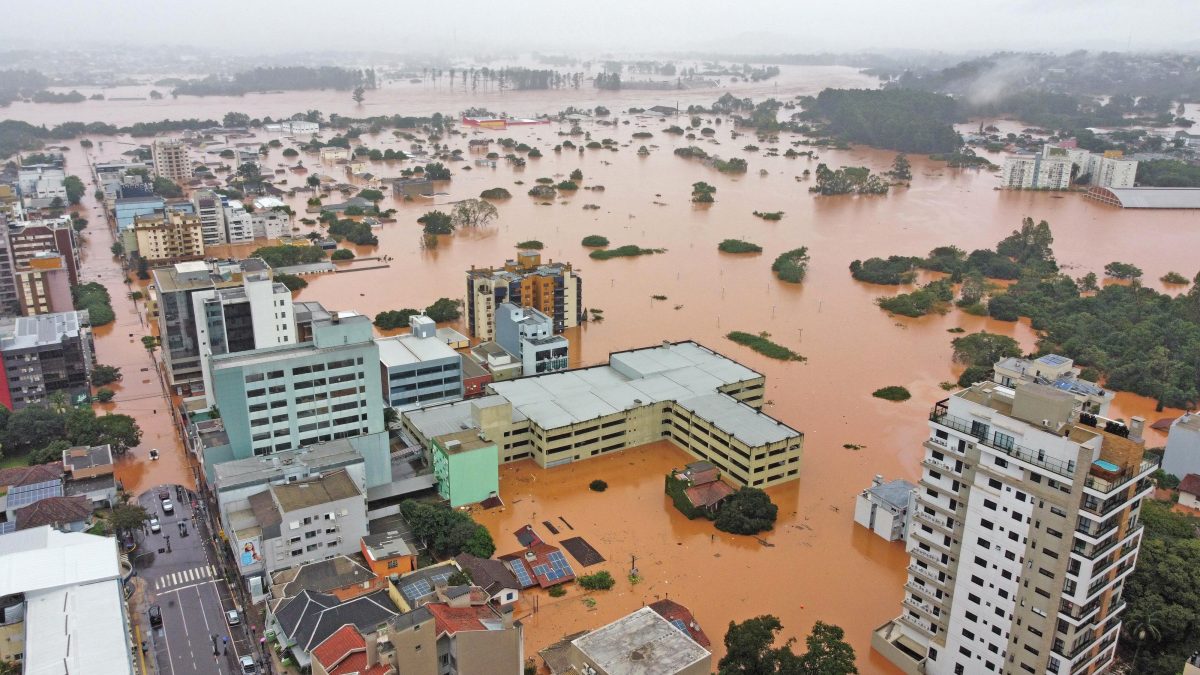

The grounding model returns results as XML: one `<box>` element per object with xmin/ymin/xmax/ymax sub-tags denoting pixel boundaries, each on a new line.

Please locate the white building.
<box><xmin>873</xmin><ymin>381</ymin><xmax>1157</xmax><ymax>675</ymax></box>
<box><xmin>854</xmin><ymin>475</ymin><xmax>916</xmax><ymax>542</ymax></box>
<box><xmin>1001</xmin><ymin>154</ymin><xmax>1071</xmax><ymax>189</ymax></box>
<box><xmin>264</xmin><ymin>121</ymin><xmax>320</xmax><ymax>135</ymax></box>
<box><xmin>223</xmin><ymin>201</ymin><xmax>255</xmax><ymax>243</ymax></box>
<box><xmin>192</xmin><ymin>188</ymin><xmax>227</xmax><ymax>246</ymax></box>
<box><xmin>16</xmin><ymin>165</ymin><xmax>66</xmax><ymax>208</ymax></box>
<box><xmin>0</xmin><ymin>527</ymin><xmax>134</xmax><ymax>675</ymax></box>
<box><xmin>151</xmin><ymin>138</ymin><xmax>191</xmax><ymax>184</ymax></box>
<box><xmin>1094</xmin><ymin>156</ymin><xmax>1138</xmax><ymax>189</ymax></box>
<box><xmin>1162</xmin><ymin>412</ymin><xmax>1200</xmax><ymax>479</ymax></box>
<box><xmin>194</xmin><ymin>267</ymin><xmax>297</xmax><ymax>407</ymax></box>
<box><xmin>992</xmin><ymin>354</ymin><xmax>1110</xmax><ymax>416</ymax></box>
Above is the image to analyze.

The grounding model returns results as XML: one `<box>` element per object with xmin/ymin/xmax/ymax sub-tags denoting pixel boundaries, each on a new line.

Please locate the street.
<box><xmin>134</xmin><ymin>486</ymin><xmax>256</xmax><ymax>674</ymax></box>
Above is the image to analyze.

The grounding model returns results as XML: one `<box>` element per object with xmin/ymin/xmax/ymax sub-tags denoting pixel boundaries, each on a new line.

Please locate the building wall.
<box><xmin>451</xmin><ymin>627</ymin><xmax>523</xmax><ymax>675</ymax></box>
<box><xmin>14</xmin><ymin>263</ymin><xmax>72</xmax><ymax>316</ymax></box>
<box><xmin>521</xmin><ymin>337</ymin><xmax>569</xmax><ymax>376</ymax></box>
<box><xmin>152</xmin><ymin>140</ymin><xmax>191</xmax><ymax>184</ymax></box>
<box><xmin>382</xmin><ymin>352</ymin><xmax>463</xmax><ymax>412</ymax></box>
<box><xmin>1181</xmin><ymin>491</ymin><xmax>1200</xmax><ymax>510</ymax></box>
<box><xmin>1002</xmin><ymin>156</ymin><xmax>1071</xmax><ymax>190</ymax></box>
<box><xmin>1163</xmin><ymin>417</ymin><xmax>1200</xmax><ymax>479</ymax></box>
<box><xmin>384</xmin><ymin>617</ymin><xmax>438</xmax><ymax>674</ymax></box>
<box><xmin>133</xmin><ymin>212</ymin><xmax>205</xmax><ymax>263</ymax></box>
<box><xmin>1095</xmin><ymin>158</ymin><xmax>1138</xmax><ymax>189</ymax></box>
<box><xmin>0</xmin><ymin>315</ymin><xmax>94</xmax><ymax>410</ymax></box>
<box><xmin>210</xmin><ymin>318</ymin><xmax>385</xmax><ymax>468</ymax></box>
<box><xmin>9</xmin><ymin>221</ymin><xmax>80</xmax><ymax>285</ymax></box>
<box><xmin>432</xmin><ymin>441</ymin><xmax>499</xmax><ymax>507</ymax></box>
<box><xmin>0</xmin><ymin>225</ymin><xmax>21</xmax><ymax>315</ymax></box>
<box><xmin>263</xmin><ymin>493</ymin><xmax>367</xmax><ymax>574</ymax></box>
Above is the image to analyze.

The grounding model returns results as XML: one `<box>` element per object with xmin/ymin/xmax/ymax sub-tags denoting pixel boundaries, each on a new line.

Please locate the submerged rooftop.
<box><xmin>571</xmin><ymin>606</ymin><xmax>710</xmax><ymax>675</ymax></box>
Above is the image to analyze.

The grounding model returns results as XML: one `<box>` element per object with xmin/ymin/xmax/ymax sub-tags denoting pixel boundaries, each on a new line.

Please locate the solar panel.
<box><xmin>510</xmin><ymin>562</ymin><xmax>534</xmax><ymax>587</ymax></box>
<box><xmin>670</xmin><ymin>619</ymin><xmax>689</xmax><ymax>634</ymax></box>
<box><xmin>547</xmin><ymin>551</ymin><xmax>575</xmax><ymax>577</ymax></box>
<box><xmin>402</xmin><ymin>578</ymin><xmax>432</xmax><ymax>600</ymax></box>
<box><xmin>7</xmin><ymin>480</ymin><xmax>62</xmax><ymax>509</ymax></box>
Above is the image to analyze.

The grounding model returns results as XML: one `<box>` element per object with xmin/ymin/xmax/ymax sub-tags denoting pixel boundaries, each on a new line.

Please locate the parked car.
<box><xmin>162</xmin><ymin>500</ymin><xmax>174</xmax><ymax>514</ymax></box>
<box><xmin>157</xmin><ymin>488</ymin><xmax>169</xmax><ymax>501</ymax></box>
<box><xmin>226</xmin><ymin>609</ymin><xmax>240</xmax><ymax>626</ymax></box>
<box><xmin>149</xmin><ymin>449</ymin><xmax>159</xmax><ymax>460</ymax></box>
<box><xmin>148</xmin><ymin>605</ymin><xmax>162</xmax><ymax>628</ymax></box>
<box><xmin>178</xmin><ymin>522</ymin><xmax>188</xmax><ymax>537</ymax></box>
<box><xmin>239</xmin><ymin>655</ymin><xmax>257</xmax><ymax>674</ymax></box>
<box><xmin>149</xmin><ymin>517</ymin><xmax>160</xmax><ymax>533</ymax></box>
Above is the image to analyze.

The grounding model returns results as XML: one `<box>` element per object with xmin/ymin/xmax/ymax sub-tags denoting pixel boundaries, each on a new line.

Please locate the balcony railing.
<box><xmin>908</xmin><ymin>564</ymin><xmax>946</xmax><ymax>585</ymax></box>
<box><xmin>1085</xmin><ymin>457</ymin><xmax>1159</xmax><ymax>494</ymax></box>
<box><xmin>903</xmin><ymin>596</ymin><xmax>941</xmax><ymax>618</ymax></box>
<box><xmin>900</xmin><ymin>613</ymin><xmax>935</xmax><ymax>635</ymax></box>
<box><xmin>909</xmin><ymin>545</ymin><xmax>944</xmax><ymax>566</ymax></box>
<box><xmin>929</xmin><ymin>407</ymin><xmax>1077</xmax><ymax>479</ymax></box>
<box><xmin>914</xmin><ymin>509</ymin><xmax>952</xmax><ymax>530</ymax></box>
<box><xmin>923</xmin><ymin>455</ymin><xmax>957</xmax><ymax>474</ymax></box>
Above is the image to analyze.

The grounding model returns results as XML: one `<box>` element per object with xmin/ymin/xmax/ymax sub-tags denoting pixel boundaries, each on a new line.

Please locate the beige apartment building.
<box><xmin>403</xmin><ymin>341</ymin><xmax>803</xmax><ymax>489</ymax></box>
<box><xmin>873</xmin><ymin>381</ymin><xmax>1156</xmax><ymax>675</ymax></box>
<box><xmin>151</xmin><ymin>139</ymin><xmax>191</xmax><ymax>184</ymax></box>
<box><xmin>14</xmin><ymin>252</ymin><xmax>72</xmax><ymax>315</ymax></box>
<box><xmin>133</xmin><ymin>210</ymin><xmax>204</xmax><ymax>263</ymax></box>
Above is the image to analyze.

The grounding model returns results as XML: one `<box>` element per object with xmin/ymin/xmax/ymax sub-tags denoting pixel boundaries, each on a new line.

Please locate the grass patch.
<box><xmin>581</xmin><ymin>234</ymin><xmax>609</xmax><ymax>247</ymax></box>
<box><xmin>753</xmin><ymin>211</ymin><xmax>784</xmax><ymax>220</ymax></box>
<box><xmin>548</xmin><ymin>585</ymin><xmax>567</xmax><ymax>598</ymax></box>
<box><xmin>771</xmin><ymin>247</ymin><xmax>810</xmax><ymax>283</ymax></box>
<box><xmin>718</xmin><ymin>239</ymin><xmax>763</xmax><ymax>254</ymax></box>
<box><xmin>726</xmin><ymin>331</ymin><xmax>806</xmax><ymax>362</ymax></box>
<box><xmin>516</xmin><ymin>240</ymin><xmax>544</xmax><ymax>249</ymax></box>
<box><xmin>589</xmin><ymin>245</ymin><xmax>664</xmax><ymax>260</ymax></box>
<box><xmin>872</xmin><ymin>386</ymin><xmax>911</xmax><ymax>401</ymax></box>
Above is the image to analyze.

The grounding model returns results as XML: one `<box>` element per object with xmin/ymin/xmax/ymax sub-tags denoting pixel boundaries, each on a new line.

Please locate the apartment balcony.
<box><xmin>898</xmin><ymin>612</ymin><xmax>936</xmax><ymax>637</ymax></box>
<box><xmin>1071</xmin><ymin>522</ymin><xmax>1142</xmax><ymax>565</ymax></box>
<box><xmin>922</xmin><ymin>454</ymin><xmax>959</xmax><ymax>475</ymax></box>
<box><xmin>1081</xmin><ymin>558</ymin><xmax>1137</xmax><ymax>605</ymax></box>
<box><xmin>907</xmin><ymin>564</ymin><xmax>950</xmax><ymax>587</ymax></box>
<box><xmin>908</xmin><ymin>544</ymin><xmax>946</xmax><ymax>567</ymax></box>
<box><xmin>1058</xmin><ymin>598</ymin><xmax>1102</xmax><ymax>628</ymax></box>
<box><xmin>930</xmin><ymin>404</ymin><xmax>1077</xmax><ymax>479</ymax></box>
<box><xmin>905</xmin><ymin>581</ymin><xmax>949</xmax><ymax>609</ymax></box>
<box><xmin>910</xmin><ymin>527</ymin><xmax>952</xmax><ymax>555</ymax></box>
<box><xmin>913</xmin><ymin>509</ymin><xmax>954</xmax><ymax>533</ymax></box>
<box><xmin>1068</xmin><ymin>622</ymin><xmax>1122</xmax><ymax>675</ymax></box>
<box><xmin>1074</xmin><ymin>516</ymin><xmax>1121</xmax><ymax>544</ymax></box>
<box><xmin>902</xmin><ymin>595</ymin><xmax>942</xmax><ymax>621</ymax></box>
<box><xmin>1079</xmin><ymin>479</ymin><xmax>1154</xmax><ymax>519</ymax></box>
<box><xmin>1084</xmin><ymin>457</ymin><xmax>1159</xmax><ymax>496</ymax></box>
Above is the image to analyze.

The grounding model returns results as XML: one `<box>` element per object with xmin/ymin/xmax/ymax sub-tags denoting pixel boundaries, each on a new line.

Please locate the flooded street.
<box><xmin>18</xmin><ymin>64</ymin><xmax>1193</xmax><ymax>671</ymax></box>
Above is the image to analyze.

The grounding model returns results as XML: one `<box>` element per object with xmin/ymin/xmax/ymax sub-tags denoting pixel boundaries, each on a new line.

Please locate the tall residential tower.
<box><xmin>466</xmin><ymin>251</ymin><xmax>581</xmax><ymax>340</ymax></box>
<box><xmin>873</xmin><ymin>381</ymin><xmax>1156</xmax><ymax>675</ymax></box>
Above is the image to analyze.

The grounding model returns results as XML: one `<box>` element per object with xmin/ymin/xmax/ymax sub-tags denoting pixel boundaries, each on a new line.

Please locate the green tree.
<box><xmin>578</xmin><ymin>571</ymin><xmax>615</xmax><ymax>591</ymax></box>
<box><xmin>950</xmin><ymin>332</ymin><xmax>1021</xmax><ymax>367</ymax></box>
<box><xmin>91</xmin><ymin>365</ymin><xmax>123</xmax><ymax>386</ymax></box>
<box><xmin>790</xmin><ymin>622</ymin><xmax>857</xmax><ymax>675</ymax></box>
<box><xmin>63</xmin><ymin>175</ymin><xmax>85</xmax><ymax>205</ymax></box>
<box><xmin>418</xmin><ymin>210</ymin><xmax>454</xmax><ymax>235</ymax></box>
<box><xmin>3</xmin><ymin>405</ymin><xmax>66</xmax><ymax>455</ymax></box>
<box><xmin>94</xmin><ymin>389</ymin><xmax>116</xmax><ymax>403</ymax></box>
<box><xmin>1104</xmin><ymin>261</ymin><xmax>1143</xmax><ymax>280</ymax></box>
<box><xmin>307</xmin><ymin>175</ymin><xmax>320</xmax><ymax>187</ymax></box>
<box><xmin>570</xmin><ymin>168</ymin><xmax>583</xmax><ymax>181</ymax></box>
<box><xmin>152</xmin><ymin>177</ymin><xmax>183</xmax><ymax>198</ymax></box>
<box><xmin>451</xmin><ymin>198</ymin><xmax>498</xmax><ymax>229</ymax></box>
<box><xmin>719</xmin><ymin>615</ymin><xmax>789</xmax><ymax>674</ymax></box>
<box><xmin>358</xmin><ymin>188</ymin><xmax>384</xmax><ymax>205</ymax></box>
<box><xmin>275</xmin><ymin>273</ymin><xmax>307</xmax><ymax>291</ymax></box>
<box><xmin>714</xmin><ymin>488</ymin><xmax>778</xmax><ymax>535</ymax></box>
<box><xmin>352</xmin><ymin>86</ymin><xmax>366</xmax><ymax>104</ymax></box>
<box><xmin>110</xmin><ymin>503</ymin><xmax>149</xmax><ymax>538</ymax></box>
<box><xmin>996</xmin><ymin>217</ymin><xmax>1055</xmax><ymax>267</ymax></box>
<box><xmin>425</xmin><ymin>298</ymin><xmax>462</xmax><ymax>322</ymax></box>
<box><xmin>691</xmin><ymin>181</ymin><xmax>717</xmax><ymax>203</ymax></box>
<box><xmin>331</xmin><ymin>249</ymin><xmax>355</xmax><ymax>260</ymax></box>
<box><xmin>374</xmin><ymin>309</ymin><xmax>421</xmax><ymax>330</ymax></box>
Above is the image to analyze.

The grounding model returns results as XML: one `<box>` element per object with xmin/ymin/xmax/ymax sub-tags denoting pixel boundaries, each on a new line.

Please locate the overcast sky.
<box><xmin>3</xmin><ymin>0</ymin><xmax>1197</xmax><ymax>55</ymax></box>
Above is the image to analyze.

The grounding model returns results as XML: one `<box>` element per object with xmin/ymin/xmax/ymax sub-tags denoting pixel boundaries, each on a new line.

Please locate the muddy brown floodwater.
<box><xmin>21</xmin><ymin>64</ymin><xmax>1195</xmax><ymax>672</ymax></box>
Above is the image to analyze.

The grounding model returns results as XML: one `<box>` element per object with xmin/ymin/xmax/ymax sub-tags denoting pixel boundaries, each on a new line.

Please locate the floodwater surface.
<box><xmin>26</xmin><ymin>64</ymin><xmax>1195</xmax><ymax>671</ymax></box>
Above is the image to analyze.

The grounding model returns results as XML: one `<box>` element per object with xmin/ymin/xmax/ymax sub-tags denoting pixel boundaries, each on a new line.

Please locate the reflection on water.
<box><xmin>39</xmin><ymin>64</ymin><xmax>1192</xmax><ymax>672</ymax></box>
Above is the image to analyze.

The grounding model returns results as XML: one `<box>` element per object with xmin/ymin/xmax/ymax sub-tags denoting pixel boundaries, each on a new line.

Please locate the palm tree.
<box><xmin>1125</xmin><ymin>613</ymin><xmax>1163</xmax><ymax>666</ymax></box>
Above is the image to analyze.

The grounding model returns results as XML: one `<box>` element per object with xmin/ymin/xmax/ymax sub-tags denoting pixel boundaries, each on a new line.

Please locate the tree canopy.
<box><xmin>718</xmin><ymin>616</ymin><xmax>857</xmax><ymax>675</ymax></box>
<box><xmin>399</xmin><ymin>500</ymin><xmax>494</xmax><ymax>558</ymax></box>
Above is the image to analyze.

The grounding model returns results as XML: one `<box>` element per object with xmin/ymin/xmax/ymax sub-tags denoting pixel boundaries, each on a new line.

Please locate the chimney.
<box><xmin>1130</xmin><ymin>416</ymin><xmax>1145</xmax><ymax>442</ymax></box>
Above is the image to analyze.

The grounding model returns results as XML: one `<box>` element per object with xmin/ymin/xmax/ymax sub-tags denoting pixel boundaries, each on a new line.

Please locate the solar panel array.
<box><xmin>7</xmin><ymin>480</ymin><xmax>62</xmax><ymax>509</ymax></box>
<box><xmin>510</xmin><ymin>561</ymin><xmax>534</xmax><ymax>588</ymax></box>
<box><xmin>532</xmin><ymin>550</ymin><xmax>575</xmax><ymax>582</ymax></box>
<box><xmin>401</xmin><ymin>570</ymin><xmax>454</xmax><ymax>601</ymax></box>
<box><xmin>670</xmin><ymin>619</ymin><xmax>689</xmax><ymax>635</ymax></box>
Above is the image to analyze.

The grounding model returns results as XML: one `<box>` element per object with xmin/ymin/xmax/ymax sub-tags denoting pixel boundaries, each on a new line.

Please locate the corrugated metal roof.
<box><xmin>1100</xmin><ymin>187</ymin><xmax>1200</xmax><ymax>209</ymax></box>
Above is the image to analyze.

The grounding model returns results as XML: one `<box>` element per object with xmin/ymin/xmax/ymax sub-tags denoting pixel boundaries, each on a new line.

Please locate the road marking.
<box><xmin>156</xmin><ymin>578</ymin><xmax>219</xmax><ymax>596</ymax></box>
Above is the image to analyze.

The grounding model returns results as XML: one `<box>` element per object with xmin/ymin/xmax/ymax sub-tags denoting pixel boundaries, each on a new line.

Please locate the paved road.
<box><xmin>134</xmin><ymin>485</ymin><xmax>255</xmax><ymax>674</ymax></box>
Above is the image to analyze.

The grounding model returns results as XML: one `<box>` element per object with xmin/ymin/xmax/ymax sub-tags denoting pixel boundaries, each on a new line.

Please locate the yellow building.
<box><xmin>466</xmin><ymin>251</ymin><xmax>580</xmax><ymax>340</ymax></box>
<box><xmin>133</xmin><ymin>210</ymin><xmax>204</xmax><ymax>263</ymax></box>
<box><xmin>403</xmin><ymin>341</ymin><xmax>803</xmax><ymax>489</ymax></box>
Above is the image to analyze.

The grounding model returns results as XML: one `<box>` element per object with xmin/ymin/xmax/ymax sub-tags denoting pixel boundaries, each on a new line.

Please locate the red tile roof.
<box><xmin>1180</xmin><ymin>473</ymin><xmax>1200</xmax><ymax>497</ymax></box>
<box><xmin>15</xmin><ymin>495</ymin><xmax>91</xmax><ymax>530</ymax></box>
<box><xmin>312</xmin><ymin>624</ymin><xmax>393</xmax><ymax>675</ymax></box>
<box><xmin>0</xmin><ymin>462</ymin><xmax>62</xmax><ymax>488</ymax></box>
<box><xmin>649</xmin><ymin>599</ymin><xmax>711</xmax><ymax>648</ymax></box>
<box><xmin>425</xmin><ymin>603</ymin><xmax>497</xmax><ymax>636</ymax></box>
<box><xmin>684</xmin><ymin>480</ymin><xmax>734</xmax><ymax>509</ymax></box>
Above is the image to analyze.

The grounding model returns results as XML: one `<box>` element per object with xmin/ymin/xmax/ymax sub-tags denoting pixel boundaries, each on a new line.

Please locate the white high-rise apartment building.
<box><xmin>151</xmin><ymin>139</ymin><xmax>191</xmax><ymax>185</ymax></box>
<box><xmin>1094</xmin><ymin>157</ymin><xmax>1138</xmax><ymax>189</ymax></box>
<box><xmin>192</xmin><ymin>188</ymin><xmax>227</xmax><ymax>246</ymax></box>
<box><xmin>1002</xmin><ymin>154</ymin><xmax>1071</xmax><ymax>190</ymax></box>
<box><xmin>873</xmin><ymin>381</ymin><xmax>1157</xmax><ymax>675</ymax></box>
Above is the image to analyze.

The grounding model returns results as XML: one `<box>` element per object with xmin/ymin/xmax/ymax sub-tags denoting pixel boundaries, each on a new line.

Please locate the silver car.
<box><xmin>239</xmin><ymin>655</ymin><xmax>256</xmax><ymax>674</ymax></box>
<box><xmin>226</xmin><ymin>609</ymin><xmax>241</xmax><ymax>626</ymax></box>
<box><xmin>148</xmin><ymin>517</ymin><xmax>160</xmax><ymax>533</ymax></box>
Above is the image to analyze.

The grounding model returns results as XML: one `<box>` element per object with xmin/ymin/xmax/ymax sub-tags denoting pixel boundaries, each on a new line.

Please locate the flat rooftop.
<box><xmin>434</xmin><ymin>429</ymin><xmax>494</xmax><ymax>454</ymax></box>
<box><xmin>405</xmin><ymin>396</ymin><xmax>526</xmax><ymax>440</ymax></box>
<box><xmin>377</xmin><ymin>334</ymin><xmax>460</xmax><ymax>368</ymax></box>
<box><xmin>271</xmin><ymin>469</ymin><xmax>360</xmax><ymax>512</ymax></box>
<box><xmin>214</xmin><ymin>440</ymin><xmax>364</xmax><ymax>491</ymax></box>
<box><xmin>571</xmin><ymin>606</ymin><xmax>709</xmax><ymax>675</ymax></box>
<box><xmin>0</xmin><ymin>310</ymin><xmax>89</xmax><ymax>351</ymax></box>
<box><xmin>63</xmin><ymin>444</ymin><xmax>113</xmax><ymax>471</ymax></box>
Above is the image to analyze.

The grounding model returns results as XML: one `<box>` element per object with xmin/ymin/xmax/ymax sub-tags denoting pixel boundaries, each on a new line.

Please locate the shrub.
<box><xmin>957</xmin><ymin>365</ymin><xmax>992</xmax><ymax>387</ymax></box>
<box><xmin>589</xmin><ymin>245</ymin><xmax>664</xmax><ymax>260</ymax></box>
<box><xmin>753</xmin><ymin>211</ymin><xmax>784</xmax><ymax>220</ymax></box>
<box><xmin>556</xmin><ymin>180</ymin><xmax>579</xmax><ymax>191</ymax></box>
<box><xmin>548</xmin><ymin>585</ymin><xmax>567</xmax><ymax>598</ymax></box>
<box><xmin>714</xmin><ymin>488</ymin><xmax>778</xmax><ymax>535</ymax></box>
<box><xmin>375</xmin><ymin>309</ymin><xmax>420</xmax><ymax>330</ymax></box>
<box><xmin>578</xmin><ymin>571</ymin><xmax>615</xmax><ymax>591</ymax></box>
<box><xmin>516</xmin><ymin>240</ymin><xmax>544</xmax><ymax>250</ymax></box>
<box><xmin>331</xmin><ymin>249</ymin><xmax>355</xmax><ymax>260</ymax></box>
<box><xmin>251</xmin><ymin>245</ymin><xmax>326</xmax><ymax>268</ymax></box>
<box><xmin>872</xmin><ymin>386</ymin><xmax>911</xmax><ymax>401</ymax></box>
<box><xmin>1161</xmin><ymin>271</ymin><xmax>1190</xmax><ymax>285</ymax></box>
<box><xmin>91</xmin><ymin>365</ymin><xmax>123</xmax><ymax>386</ymax></box>
<box><xmin>771</xmin><ymin>247</ymin><xmax>810</xmax><ymax>283</ymax></box>
<box><xmin>665</xmin><ymin>474</ymin><xmax>705</xmax><ymax>519</ymax></box>
<box><xmin>528</xmin><ymin>185</ymin><xmax>557</xmax><ymax>198</ymax></box>
<box><xmin>480</xmin><ymin>187</ymin><xmax>512</xmax><ymax>199</ymax></box>
<box><xmin>719</xmin><ymin>239</ymin><xmax>762</xmax><ymax>254</ymax></box>
<box><xmin>581</xmin><ymin>235</ymin><xmax>609</xmax><ymax>247</ymax></box>
<box><xmin>94</xmin><ymin>389</ymin><xmax>116</xmax><ymax>403</ymax></box>
<box><xmin>275</xmin><ymin>273</ymin><xmax>307</xmax><ymax>291</ymax></box>
<box><xmin>589</xmin><ymin>479</ymin><xmax>608</xmax><ymax>492</ymax></box>
<box><xmin>877</xmin><ymin>280</ymin><xmax>954</xmax><ymax>317</ymax></box>
<box><xmin>726</xmin><ymin>332</ymin><xmax>805</xmax><ymax>361</ymax></box>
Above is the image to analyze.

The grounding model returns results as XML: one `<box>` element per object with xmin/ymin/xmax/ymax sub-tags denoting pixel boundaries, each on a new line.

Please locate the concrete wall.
<box><xmin>1164</xmin><ymin>417</ymin><xmax>1200</xmax><ymax>479</ymax></box>
<box><xmin>453</xmin><ymin>627</ymin><xmax>523</xmax><ymax>675</ymax></box>
<box><xmin>264</xmin><ymin>493</ymin><xmax>367</xmax><ymax>574</ymax></box>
